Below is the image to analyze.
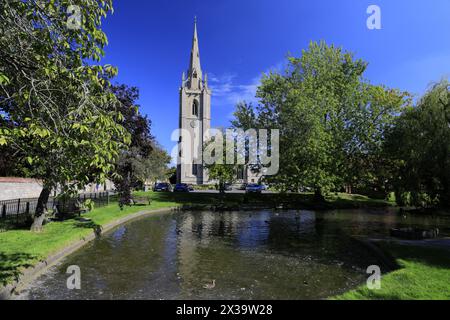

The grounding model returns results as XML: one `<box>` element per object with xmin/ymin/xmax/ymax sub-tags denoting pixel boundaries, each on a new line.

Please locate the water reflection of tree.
<box><xmin>263</xmin><ymin>211</ymin><xmax>386</xmax><ymax>272</ymax></box>
<box><xmin>174</xmin><ymin>211</ymin><xmax>371</xmax><ymax>299</ymax></box>
<box><xmin>64</xmin><ymin>215</ymin><xmax>174</xmax><ymax>297</ymax></box>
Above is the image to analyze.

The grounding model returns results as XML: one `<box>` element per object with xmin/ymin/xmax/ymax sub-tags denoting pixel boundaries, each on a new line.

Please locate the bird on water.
<box><xmin>203</xmin><ymin>280</ymin><xmax>216</xmax><ymax>289</ymax></box>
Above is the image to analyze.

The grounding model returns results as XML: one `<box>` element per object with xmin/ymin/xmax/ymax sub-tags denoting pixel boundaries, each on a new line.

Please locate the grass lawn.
<box><xmin>335</xmin><ymin>243</ymin><xmax>450</xmax><ymax>300</ymax></box>
<box><xmin>0</xmin><ymin>197</ymin><xmax>177</xmax><ymax>286</ymax></box>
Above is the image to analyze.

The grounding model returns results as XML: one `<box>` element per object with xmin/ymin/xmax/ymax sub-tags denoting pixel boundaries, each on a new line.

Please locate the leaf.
<box><xmin>0</xmin><ymin>73</ymin><xmax>10</xmax><ymax>85</ymax></box>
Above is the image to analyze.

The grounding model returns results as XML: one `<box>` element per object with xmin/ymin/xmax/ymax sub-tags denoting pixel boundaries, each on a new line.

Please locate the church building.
<box><xmin>177</xmin><ymin>18</ymin><xmax>211</xmax><ymax>185</ymax></box>
<box><xmin>177</xmin><ymin>18</ymin><xmax>262</xmax><ymax>186</ymax></box>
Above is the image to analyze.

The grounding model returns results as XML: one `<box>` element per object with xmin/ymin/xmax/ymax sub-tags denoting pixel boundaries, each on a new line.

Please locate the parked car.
<box><xmin>188</xmin><ymin>184</ymin><xmax>195</xmax><ymax>191</ymax></box>
<box><xmin>224</xmin><ymin>183</ymin><xmax>233</xmax><ymax>191</ymax></box>
<box><xmin>174</xmin><ymin>183</ymin><xmax>191</xmax><ymax>192</ymax></box>
<box><xmin>153</xmin><ymin>183</ymin><xmax>172</xmax><ymax>192</ymax></box>
<box><xmin>245</xmin><ymin>184</ymin><xmax>263</xmax><ymax>193</ymax></box>
<box><xmin>238</xmin><ymin>183</ymin><xmax>247</xmax><ymax>191</ymax></box>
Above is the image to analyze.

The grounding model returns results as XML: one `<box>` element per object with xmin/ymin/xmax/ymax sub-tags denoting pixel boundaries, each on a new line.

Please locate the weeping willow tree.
<box><xmin>385</xmin><ymin>80</ymin><xmax>450</xmax><ymax>208</ymax></box>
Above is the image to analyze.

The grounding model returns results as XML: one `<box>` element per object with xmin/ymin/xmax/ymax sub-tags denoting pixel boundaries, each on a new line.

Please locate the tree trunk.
<box><xmin>117</xmin><ymin>170</ymin><xmax>132</xmax><ymax>209</ymax></box>
<box><xmin>30</xmin><ymin>186</ymin><xmax>51</xmax><ymax>232</ymax></box>
<box><xmin>219</xmin><ymin>181</ymin><xmax>226</xmax><ymax>194</ymax></box>
<box><xmin>345</xmin><ymin>185</ymin><xmax>353</xmax><ymax>194</ymax></box>
<box><xmin>441</xmin><ymin>178</ymin><xmax>450</xmax><ymax>208</ymax></box>
<box><xmin>314</xmin><ymin>188</ymin><xmax>325</xmax><ymax>203</ymax></box>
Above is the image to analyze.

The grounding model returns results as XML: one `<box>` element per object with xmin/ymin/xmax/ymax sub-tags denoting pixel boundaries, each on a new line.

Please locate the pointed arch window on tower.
<box><xmin>192</xmin><ymin>100</ymin><xmax>199</xmax><ymax>117</ymax></box>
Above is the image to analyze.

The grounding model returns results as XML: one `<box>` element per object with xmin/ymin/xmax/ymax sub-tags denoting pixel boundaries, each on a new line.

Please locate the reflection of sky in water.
<box><xmin>236</xmin><ymin>211</ymin><xmax>271</xmax><ymax>249</ymax></box>
<box><xmin>17</xmin><ymin>208</ymin><xmax>450</xmax><ymax>300</ymax></box>
<box><xmin>112</xmin><ymin>226</ymin><xmax>126</xmax><ymax>242</ymax></box>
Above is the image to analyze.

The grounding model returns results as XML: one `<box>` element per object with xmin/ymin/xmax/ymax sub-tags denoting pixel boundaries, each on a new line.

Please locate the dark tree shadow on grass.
<box><xmin>150</xmin><ymin>192</ymin><xmax>315</xmax><ymax>208</ymax></box>
<box><xmin>382</xmin><ymin>243</ymin><xmax>450</xmax><ymax>269</ymax></box>
<box><xmin>0</xmin><ymin>252</ymin><xmax>38</xmax><ymax>286</ymax></box>
<box><xmin>73</xmin><ymin>218</ymin><xmax>103</xmax><ymax>237</ymax></box>
<box><xmin>148</xmin><ymin>191</ymin><xmax>389</xmax><ymax>211</ymax></box>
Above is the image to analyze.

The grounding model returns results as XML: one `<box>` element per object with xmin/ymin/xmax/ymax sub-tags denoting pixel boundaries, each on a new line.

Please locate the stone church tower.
<box><xmin>177</xmin><ymin>18</ymin><xmax>211</xmax><ymax>185</ymax></box>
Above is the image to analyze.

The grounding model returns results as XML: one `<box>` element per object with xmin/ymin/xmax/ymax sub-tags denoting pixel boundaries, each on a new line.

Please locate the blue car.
<box><xmin>245</xmin><ymin>184</ymin><xmax>263</xmax><ymax>194</ymax></box>
<box><xmin>174</xmin><ymin>183</ymin><xmax>191</xmax><ymax>192</ymax></box>
<box><xmin>153</xmin><ymin>183</ymin><xmax>172</xmax><ymax>192</ymax></box>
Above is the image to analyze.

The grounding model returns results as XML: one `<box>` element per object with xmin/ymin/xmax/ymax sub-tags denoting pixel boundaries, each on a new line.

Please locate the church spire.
<box><xmin>188</xmin><ymin>16</ymin><xmax>202</xmax><ymax>89</ymax></box>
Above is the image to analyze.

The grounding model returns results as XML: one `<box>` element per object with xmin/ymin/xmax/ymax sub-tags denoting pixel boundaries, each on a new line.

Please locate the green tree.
<box><xmin>114</xmin><ymin>143</ymin><xmax>171</xmax><ymax>208</ymax></box>
<box><xmin>385</xmin><ymin>80</ymin><xmax>450</xmax><ymax>208</ymax></box>
<box><xmin>204</xmin><ymin>135</ymin><xmax>239</xmax><ymax>193</ymax></box>
<box><xmin>139</xmin><ymin>144</ymin><xmax>171</xmax><ymax>184</ymax></box>
<box><xmin>167</xmin><ymin>167</ymin><xmax>177</xmax><ymax>184</ymax></box>
<box><xmin>233</xmin><ymin>41</ymin><xmax>409</xmax><ymax>200</ymax></box>
<box><xmin>0</xmin><ymin>0</ymin><xmax>130</xmax><ymax>230</ymax></box>
<box><xmin>109</xmin><ymin>85</ymin><xmax>166</xmax><ymax>208</ymax></box>
<box><xmin>206</xmin><ymin>164</ymin><xmax>237</xmax><ymax>193</ymax></box>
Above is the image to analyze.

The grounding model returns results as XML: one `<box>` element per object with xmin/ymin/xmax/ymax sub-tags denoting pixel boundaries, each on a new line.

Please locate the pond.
<box><xmin>16</xmin><ymin>209</ymin><xmax>450</xmax><ymax>300</ymax></box>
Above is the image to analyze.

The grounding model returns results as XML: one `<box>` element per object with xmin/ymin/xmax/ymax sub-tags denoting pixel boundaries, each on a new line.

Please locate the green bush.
<box><xmin>193</xmin><ymin>184</ymin><xmax>217</xmax><ymax>191</ymax></box>
<box><xmin>82</xmin><ymin>199</ymin><xmax>95</xmax><ymax>212</ymax></box>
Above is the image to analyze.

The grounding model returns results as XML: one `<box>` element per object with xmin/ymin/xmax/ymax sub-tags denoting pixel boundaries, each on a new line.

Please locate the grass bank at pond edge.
<box><xmin>334</xmin><ymin>243</ymin><xmax>450</xmax><ymax>300</ymax></box>
<box><xmin>136</xmin><ymin>191</ymin><xmax>394</xmax><ymax>210</ymax></box>
<box><xmin>0</xmin><ymin>198</ymin><xmax>178</xmax><ymax>287</ymax></box>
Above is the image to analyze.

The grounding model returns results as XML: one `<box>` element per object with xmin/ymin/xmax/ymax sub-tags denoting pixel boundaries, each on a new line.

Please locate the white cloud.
<box><xmin>209</xmin><ymin>73</ymin><xmax>237</xmax><ymax>98</ymax></box>
<box><xmin>213</xmin><ymin>77</ymin><xmax>260</xmax><ymax>105</ymax></box>
<box><xmin>209</xmin><ymin>60</ymin><xmax>287</xmax><ymax>108</ymax></box>
<box><xmin>207</xmin><ymin>60</ymin><xmax>287</xmax><ymax>121</ymax></box>
<box><xmin>207</xmin><ymin>73</ymin><xmax>259</xmax><ymax>121</ymax></box>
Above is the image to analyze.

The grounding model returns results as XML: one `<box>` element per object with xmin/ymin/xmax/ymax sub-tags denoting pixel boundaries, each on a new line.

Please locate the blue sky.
<box><xmin>100</xmin><ymin>0</ymin><xmax>450</xmax><ymax>157</ymax></box>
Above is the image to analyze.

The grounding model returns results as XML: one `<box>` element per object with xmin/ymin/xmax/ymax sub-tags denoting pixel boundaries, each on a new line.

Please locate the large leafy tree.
<box><xmin>233</xmin><ymin>42</ymin><xmax>409</xmax><ymax>200</ymax></box>
<box><xmin>205</xmin><ymin>161</ymin><xmax>238</xmax><ymax>194</ymax></box>
<box><xmin>385</xmin><ymin>80</ymin><xmax>450</xmax><ymax>208</ymax></box>
<box><xmin>0</xmin><ymin>0</ymin><xmax>130</xmax><ymax>230</ymax></box>
<box><xmin>111</xmin><ymin>85</ymin><xmax>171</xmax><ymax>207</ymax></box>
<box><xmin>137</xmin><ymin>144</ymin><xmax>171</xmax><ymax>184</ymax></box>
<box><xmin>111</xmin><ymin>85</ymin><xmax>151</xmax><ymax>207</ymax></box>
<box><xmin>204</xmin><ymin>134</ymin><xmax>240</xmax><ymax>193</ymax></box>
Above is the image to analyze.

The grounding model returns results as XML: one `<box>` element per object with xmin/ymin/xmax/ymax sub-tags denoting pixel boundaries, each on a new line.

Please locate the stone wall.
<box><xmin>0</xmin><ymin>177</ymin><xmax>44</xmax><ymax>201</ymax></box>
<box><xmin>82</xmin><ymin>180</ymin><xmax>115</xmax><ymax>193</ymax></box>
<box><xmin>0</xmin><ymin>177</ymin><xmax>116</xmax><ymax>201</ymax></box>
